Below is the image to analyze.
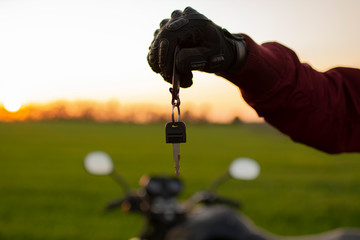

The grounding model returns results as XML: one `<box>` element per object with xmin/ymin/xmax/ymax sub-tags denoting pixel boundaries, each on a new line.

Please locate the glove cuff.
<box><xmin>216</xmin><ymin>33</ymin><xmax>247</xmax><ymax>79</ymax></box>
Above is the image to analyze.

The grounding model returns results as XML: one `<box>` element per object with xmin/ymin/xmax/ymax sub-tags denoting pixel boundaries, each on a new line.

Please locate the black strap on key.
<box><xmin>170</xmin><ymin>46</ymin><xmax>181</xmax><ymax>111</ymax></box>
<box><xmin>166</xmin><ymin>46</ymin><xmax>187</xmax><ymax>144</ymax></box>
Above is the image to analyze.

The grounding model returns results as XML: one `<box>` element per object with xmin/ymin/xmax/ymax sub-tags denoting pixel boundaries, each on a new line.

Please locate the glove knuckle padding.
<box><xmin>166</xmin><ymin>18</ymin><xmax>189</xmax><ymax>31</ymax></box>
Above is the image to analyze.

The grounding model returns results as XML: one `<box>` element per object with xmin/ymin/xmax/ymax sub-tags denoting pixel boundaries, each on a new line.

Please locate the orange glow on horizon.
<box><xmin>0</xmin><ymin>99</ymin><xmax>263</xmax><ymax>123</ymax></box>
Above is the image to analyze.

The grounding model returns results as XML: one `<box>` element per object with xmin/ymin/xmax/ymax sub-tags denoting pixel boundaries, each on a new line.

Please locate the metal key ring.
<box><xmin>172</xmin><ymin>104</ymin><xmax>181</xmax><ymax>123</ymax></box>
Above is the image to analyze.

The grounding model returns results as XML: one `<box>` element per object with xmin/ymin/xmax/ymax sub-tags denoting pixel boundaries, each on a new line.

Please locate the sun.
<box><xmin>3</xmin><ymin>98</ymin><xmax>22</xmax><ymax>112</ymax></box>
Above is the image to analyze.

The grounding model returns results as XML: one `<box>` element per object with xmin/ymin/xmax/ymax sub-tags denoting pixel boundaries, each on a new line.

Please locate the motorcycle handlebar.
<box><xmin>103</xmin><ymin>193</ymin><xmax>146</xmax><ymax>214</ymax></box>
<box><xmin>103</xmin><ymin>198</ymin><xmax>125</xmax><ymax>213</ymax></box>
<box><xmin>213</xmin><ymin>196</ymin><xmax>241</xmax><ymax>208</ymax></box>
<box><xmin>186</xmin><ymin>191</ymin><xmax>241</xmax><ymax>209</ymax></box>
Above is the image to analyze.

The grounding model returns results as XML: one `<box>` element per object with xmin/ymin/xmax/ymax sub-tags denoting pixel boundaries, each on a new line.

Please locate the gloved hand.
<box><xmin>147</xmin><ymin>7</ymin><xmax>246</xmax><ymax>88</ymax></box>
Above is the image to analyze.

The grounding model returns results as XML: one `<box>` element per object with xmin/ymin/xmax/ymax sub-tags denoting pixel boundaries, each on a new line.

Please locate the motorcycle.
<box><xmin>84</xmin><ymin>151</ymin><xmax>360</xmax><ymax>240</ymax></box>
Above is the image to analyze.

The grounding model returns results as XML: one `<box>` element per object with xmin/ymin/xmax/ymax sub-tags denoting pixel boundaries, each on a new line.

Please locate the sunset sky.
<box><xmin>1</xmin><ymin>0</ymin><xmax>360</xmax><ymax>122</ymax></box>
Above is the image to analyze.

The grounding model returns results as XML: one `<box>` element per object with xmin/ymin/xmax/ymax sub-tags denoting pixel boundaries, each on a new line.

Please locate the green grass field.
<box><xmin>0</xmin><ymin>121</ymin><xmax>359</xmax><ymax>240</ymax></box>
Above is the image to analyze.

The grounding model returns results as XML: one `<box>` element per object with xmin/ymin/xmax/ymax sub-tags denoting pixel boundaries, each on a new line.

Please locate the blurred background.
<box><xmin>1</xmin><ymin>0</ymin><xmax>360</xmax><ymax>122</ymax></box>
<box><xmin>0</xmin><ymin>0</ymin><xmax>359</xmax><ymax>239</ymax></box>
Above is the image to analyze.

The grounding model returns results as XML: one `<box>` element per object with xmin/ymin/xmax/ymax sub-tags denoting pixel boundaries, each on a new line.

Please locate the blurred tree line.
<box><xmin>0</xmin><ymin>100</ymin><xmax>244</xmax><ymax>124</ymax></box>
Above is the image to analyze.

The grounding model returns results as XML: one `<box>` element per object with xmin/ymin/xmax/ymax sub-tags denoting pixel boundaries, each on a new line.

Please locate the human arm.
<box><xmin>228</xmin><ymin>35</ymin><xmax>360</xmax><ymax>153</ymax></box>
<box><xmin>147</xmin><ymin>7</ymin><xmax>360</xmax><ymax>153</ymax></box>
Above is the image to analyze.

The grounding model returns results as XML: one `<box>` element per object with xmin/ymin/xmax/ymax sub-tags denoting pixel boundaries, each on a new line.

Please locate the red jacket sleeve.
<box><xmin>226</xmin><ymin>35</ymin><xmax>360</xmax><ymax>153</ymax></box>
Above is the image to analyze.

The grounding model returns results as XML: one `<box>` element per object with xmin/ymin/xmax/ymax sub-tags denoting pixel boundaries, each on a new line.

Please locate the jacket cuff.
<box><xmin>224</xmin><ymin>34</ymin><xmax>285</xmax><ymax>102</ymax></box>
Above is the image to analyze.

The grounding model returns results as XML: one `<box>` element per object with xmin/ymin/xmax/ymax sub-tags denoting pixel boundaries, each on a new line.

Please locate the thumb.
<box><xmin>176</xmin><ymin>47</ymin><xmax>209</xmax><ymax>72</ymax></box>
<box><xmin>175</xmin><ymin>47</ymin><xmax>211</xmax><ymax>88</ymax></box>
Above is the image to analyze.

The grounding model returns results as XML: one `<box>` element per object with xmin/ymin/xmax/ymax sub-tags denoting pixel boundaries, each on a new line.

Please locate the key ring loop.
<box><xmin>170</xmin><ymin>88</ymin><xmax>181</xmax><ymax>107</ymax></box>
<box><xmin>172</xmin><ymin>104</ymin><xmax>180</xmax><ymax>123</ymax></box>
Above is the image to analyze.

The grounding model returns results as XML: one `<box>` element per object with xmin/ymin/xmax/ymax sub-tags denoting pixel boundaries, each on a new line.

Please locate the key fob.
<box><xmin>165</xmin><ymin>121</ymin><xmax>186</xmax><ymax>143</ymax></box>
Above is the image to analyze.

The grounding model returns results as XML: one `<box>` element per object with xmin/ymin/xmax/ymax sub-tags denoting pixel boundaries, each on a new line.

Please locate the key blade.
<box><xmin>172</xmin><ymin>143</ymin><xmax>180</xmax><ymax>176</ymax></box>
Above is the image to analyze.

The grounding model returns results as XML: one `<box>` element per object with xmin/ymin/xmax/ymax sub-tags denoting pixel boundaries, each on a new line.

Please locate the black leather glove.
<box><xmin>147</xmin><ymin>7</ymin><xmax>246</xmax><ymax>88</ymax></box>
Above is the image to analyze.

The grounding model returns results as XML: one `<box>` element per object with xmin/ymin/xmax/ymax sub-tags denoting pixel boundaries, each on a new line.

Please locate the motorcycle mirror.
<box><xmin>229</xmin><ymin>157</ymin><xmax>260</xmax><ymax>180</ymax></box>
<box><xmin>208</xmin><ymin>157</ymin><xmax>260</xmax><ymax>192</ymax></box>
<box><xmin>84</xmin><ymin>151</ymin><xmax>114</xmax><ymax>175</ymax></box>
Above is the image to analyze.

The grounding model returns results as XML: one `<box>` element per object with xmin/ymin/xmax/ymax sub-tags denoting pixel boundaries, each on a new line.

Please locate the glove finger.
<box><xmin>182</xmin><ymin>7</ymin><xmax>208</xmax><ymax>20</ymax></box>
<box><xmin>183</xmin><ymin>6</ymin><xmax>200</xmax><ymax>15</ymax></box>
<box><xmin>158</xmin><ymin>46</ymin><xmax>195</xmax><ymax>87</ymax></box>
<box><xmin>160</xmin><ymin>72</ymin><xmax>172</xmax><ymax>84</ymax></box>
<box><xmin>159</xmin><ymin>39</ymin><xmax>170</xmax><ymax>73</ymax></box>
<box><xmin>153</xmin><ymin>29</ymin><xmax>160</xmax><ymax>37</ymax></box>
<box><xmin>171</xmin><ymin>10</ymin><xmax>183</xmax><ymax>19</ymax></box>
<box><xmin>179</xmin><ymin>71</ymin><xmax>193</xmax><ymax>88</ymax></box>
<box><xmin>158</xmin><ymin>37</ymin><xmax>178</xmax><ymax>82</ymax></box>
<box><xmin>147</xmin><ymin>35</ymin><xmax>161</xmax><ymax>73</ymax></box>
<box><xmin>159</xmin><ymin>18</ymin><xmax>169</xmax><ymax>28</ymax></box>
<box><xmin>148</xmin><ymin>28</ymin><xmax>159</xmax><ymax>49</ymax></box>
<box><xmin>173</xmin><ymin>47</ymin><xmax>212</xmax><ymax>88</ymax></box>
<box><xmin>147</xmin><ymin>51</ymin><xmax>160</xmax><ymax>73</ymax></box>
